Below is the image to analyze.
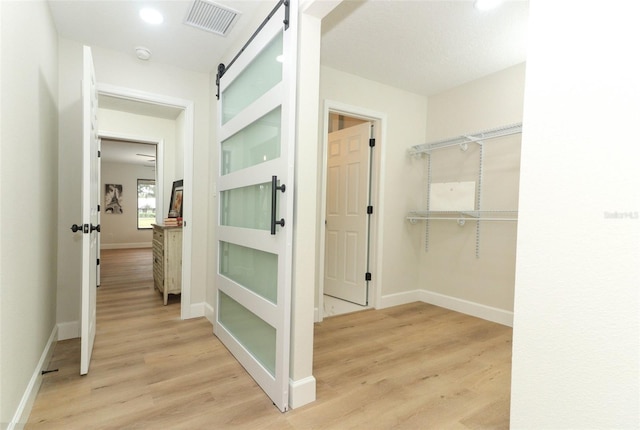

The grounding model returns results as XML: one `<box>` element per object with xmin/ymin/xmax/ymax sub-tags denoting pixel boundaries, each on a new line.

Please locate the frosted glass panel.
<box><xmin>219</xmin><ymin>291</ymin><xmax>276</xmax><ymax>376</ymax></box>
<box><xmin>220</xmin><ymin>182</ymin><xmax>277</xmax><ymax>231</ymax></box>
<box><xmin>222</xmin><ymin>32</ymin><xmax>283</xmax><ymax>124</ymax></box>
<box><xmin>220</xmin><ymin>241</ymin><xmax>277</xmax><ymax>304</ymax></box>
<box><xmin>222</xmin><ymin>108</ymin><xmax>281</xmax><ymax>175</ymax></box>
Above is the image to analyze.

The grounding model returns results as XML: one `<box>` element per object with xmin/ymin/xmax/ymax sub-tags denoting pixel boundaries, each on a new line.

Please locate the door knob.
<box><xmin>70</xmin><ymin>223</ymin><xmax>84</xmax><ymax>233</ymax></box>
<box><xmin>90</xmin><ymin>224</ymin><xmax>100</xmax><ymax>233</ymax></box>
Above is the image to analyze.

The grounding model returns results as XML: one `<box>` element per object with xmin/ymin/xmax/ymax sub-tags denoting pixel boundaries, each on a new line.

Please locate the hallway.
<box><xmin>27</xmin><ymin>248</ymin><xmax>284</xmax><ymax>428</ymax></box>
<box><xmin>27</xmin><ymin>249</ymin><xmax>512</xmax><ymax>429</ymax></box>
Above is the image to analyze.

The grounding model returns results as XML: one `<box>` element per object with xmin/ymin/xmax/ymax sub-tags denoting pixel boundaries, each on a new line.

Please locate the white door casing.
<box><xmin>80</xmin><ymin>45</ymin><xmax>99</xmax><ymax>375</ymax></box>
<box><xmin>215</xmin><ymin>1</ymin><xmax>297</xmax><ymax>412</ymax></box>
<box><xmin>324</xmin><ymin>122</ymin><xmax>372</xmax><ymax>306</ymax></box>
<box><xmin>97</xmin><ymin>82</ymin><xmax>193</xmax><ymax>320</ymax></box>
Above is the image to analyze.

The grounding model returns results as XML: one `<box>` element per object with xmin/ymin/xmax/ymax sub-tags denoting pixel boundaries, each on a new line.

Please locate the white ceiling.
<box><xmin>50</xmin><ymin>0</ymin><xmax>528</xmax><ymax>163</ymax></box>
<box><xmin>321</xmin><ymin>0</ymin><xmax>529</xmax><ymax>97</ymax></box>
<box><xmin>49</xmin><ymin>0</ymin><xmax>528</xmax><ymax>97</ymax></box>
<box><xmin>48</xmin><ymin>0</ymin><xmax>274</xmax><ymax>74</ymax></box>
<box><xmin>101</xmin><ymin>140</ymin><xmax>157</xmax><ymax>167</ymax></box>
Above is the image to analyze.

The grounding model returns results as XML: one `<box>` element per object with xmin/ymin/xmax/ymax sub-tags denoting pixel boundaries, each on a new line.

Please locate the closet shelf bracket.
<box><xmin>408</xmin><ymin>123</ymin><xmax>522</xmax><ymax>157</ymax></box>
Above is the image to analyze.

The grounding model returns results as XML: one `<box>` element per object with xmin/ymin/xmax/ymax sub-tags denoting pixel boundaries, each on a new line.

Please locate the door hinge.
<box><xmin>97</xmin><ymin>258</ymin><xmax>100</xmax><ymax>266</ymax></box>
<box><xmin>97</xmin><ymin>150</ymin><xmax>101</xmax><ymax>158</ymax></box>
<box><xmin>367</xmin><ymin>205</ymin><xmax>373</xmax><ymax>215</ymax></box>
<box><xmin>365</xmin><ymin>272</ymin><xmax>372</xmax><ymax>281</ymax></box>
<box><xmin>369</xmin><ymin>138</ymin><xmax>376</xmax><ymax>148</ymax></box>
<box><xmin>97</xmin><ymin>204</ymin><xmax>101</xmax><ymax>212</ymax></box>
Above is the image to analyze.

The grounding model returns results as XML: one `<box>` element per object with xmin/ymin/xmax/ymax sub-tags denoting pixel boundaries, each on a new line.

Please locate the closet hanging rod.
<box><xmin>409</xmin><ymin>123</ymin><xmax>522</xmax><ymax>156</ymax></box>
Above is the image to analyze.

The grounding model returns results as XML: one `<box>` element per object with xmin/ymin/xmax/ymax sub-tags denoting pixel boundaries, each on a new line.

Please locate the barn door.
<box><xmin>214</xmin><ymin>1</ymin><xmax>297</xmax><ymax>412</ymax></box>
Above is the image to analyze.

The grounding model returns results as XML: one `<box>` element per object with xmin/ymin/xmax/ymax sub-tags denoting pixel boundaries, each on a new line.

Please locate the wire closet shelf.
<box><xmin>407</xmin><ymin>122</ymin><xmax>523</xmax><ymax>257</ymax></box>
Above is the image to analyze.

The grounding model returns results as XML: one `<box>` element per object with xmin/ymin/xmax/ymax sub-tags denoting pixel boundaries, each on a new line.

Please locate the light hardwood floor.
<box><xmin>27</xmin><ymin>248</ymin><xmax>512</xmax><ymax>429</ymax></box>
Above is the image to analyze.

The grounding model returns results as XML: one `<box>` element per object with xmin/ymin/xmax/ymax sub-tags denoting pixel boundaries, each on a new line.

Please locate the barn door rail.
<box><xmin>216</xmin><ymin>0</ymin><xmax>290</xmax><ymax>99</ymax></box>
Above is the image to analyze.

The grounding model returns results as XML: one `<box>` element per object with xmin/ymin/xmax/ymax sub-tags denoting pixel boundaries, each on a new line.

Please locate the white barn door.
<box><xmin>215</xmin><ymin>1</ymin><xmax>297</xmax><ymax>412</ymax></box>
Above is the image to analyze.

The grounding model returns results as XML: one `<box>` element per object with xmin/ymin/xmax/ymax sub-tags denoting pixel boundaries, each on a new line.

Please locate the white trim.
<box><xmin>378</xmin><ymin>290</ymin><xmax>424</xmax><ymax>309</ymax></box>
<box><xmin>189</xmin><ymin>302</ymin><xmax>205</xmax><ymax>318</ymax></box>
<box><xmin>8</xmin><ymin>326</ymin><xmax>58</xmax><ymax>430</ymax></box>
<box><xmin>98</xmin><ymin>130</ymin><xmax>164</xmax><ymax>226</ymax></box>
<box><xmin>317</xmin><ymin>101</ymin><xmax>387</xmax><ymax>322</ymax></box>
<box><xmin>313</xmin><ymin>307</ymin><xmax>320</xmax><ymax>323</ymax></box>
<box><xmin>96</xmin><ymin>83</ymin><xmax>195</xmax><ymax>321</ymax></box>
<box><xmin>57</xmin><ymin>321</ymin><xmax>80</xmax><ymax>340</ymax></box>
<box><xmin>97</xmin><ymin>83</ymin><xmax>192</xmax><ymax>109</ymax></box>
<box><xmin>421</xmin><ymin>290</ymin><xmax>514</xmax><ymax>327</ymax></box>
<box><xmin>100</xmin><ymin>242</ymin><xmax>152</xmax><ymax>250</ymax></box>
<box><xmin>204</xmin><ymin>302</ymin><xmax>215</xmax><ymax>325</ymax></box>
<box><xmin>379</xmin><ymin>289</ymin><xmax>514</xmax><ymax>327</ymax></box>
<box><xmin>288</xmin><ymin>376</ymin><xmax>316</xmax><ymax>409</ymax></box>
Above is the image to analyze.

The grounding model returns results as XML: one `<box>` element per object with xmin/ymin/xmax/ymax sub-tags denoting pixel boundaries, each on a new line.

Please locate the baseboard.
<box><xmin>378</xmin><ymin>290</ymin><xmax>424</xmax><ymax>309</ymax></box>
<box><xmin>100</xmin><ymin>242</ymin><xmax>151</xmax><ymax>250</ymax></box>
<box><xmin>188</xmin><ymin>302</ymin><xmax>205</xmax><ymax>319</ymax></box>
<box><xmin>57</xmin><ymin>320</ymin><xmax>79</xmax><ymax>340</ymax></box>
<box><xmin>289</xmin><ymin>376</ymin><xmax>316</xmax><ymax>409</ymax></box>
<box><xmin>420</xmin><ymin>289</ymin><xmax>513</xmax><ymax>327</ymax></box>
<box><xmin>204</xmin><ymin>302</ymin><xmax>215</xmax><ymax>324</ymax></box>
<box><xmin>8</xmin><ymin>326</ymin><xmax>58</xmax><ymax>430</ymax></box>
<box><xmin>379</xmin><ymin>289</ymin><xmax>513</xmax><ymax>327</ymax></box>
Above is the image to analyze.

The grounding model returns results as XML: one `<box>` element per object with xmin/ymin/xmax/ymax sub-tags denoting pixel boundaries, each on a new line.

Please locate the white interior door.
<box><xmin>215</xmin><ymin>2</ymin><xmax>296</xmax><ymax>412</ymax></box>
<box><xmin>324</xmin><ymin>122</ymin><xmax>372</xmax><ymax>306</ymax></box>
<box><xmin>80</xmin><ymin>45</ymin><xmax>99</xmax><ymax>375</ymax></box>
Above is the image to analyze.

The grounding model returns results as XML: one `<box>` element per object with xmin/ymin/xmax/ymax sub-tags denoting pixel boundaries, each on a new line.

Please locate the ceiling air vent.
<box><xmin>184</xmin><ymin>0</ymin><xmax>241</xmax><ymax>37</ymax></box>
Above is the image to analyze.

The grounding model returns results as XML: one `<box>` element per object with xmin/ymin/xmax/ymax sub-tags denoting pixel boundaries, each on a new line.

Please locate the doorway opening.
<box><xmin>318</xmin><ymin>103</ymin><xmax>385</xmax><ymax>321</ymax></box>
<box><xmin>96</xmin><ymin>84</ymin><xmax>194</xmax><ymax>320</ymax></box>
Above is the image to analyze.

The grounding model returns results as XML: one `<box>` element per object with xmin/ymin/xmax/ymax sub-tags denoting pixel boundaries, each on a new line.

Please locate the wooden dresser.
<box><xmin>152</xmin><ymin>224</ymin><xmax>183</xmax><ymax>305</ymax></box>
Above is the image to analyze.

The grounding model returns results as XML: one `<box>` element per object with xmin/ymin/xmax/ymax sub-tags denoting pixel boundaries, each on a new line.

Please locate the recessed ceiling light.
<box><xmin>140</xmin><ymin>8</ymin><xmax>163</xmax><ymax>25</ymax></box>
<box><xmin>474</xmin><ymin>0</ymin><xmax>503</xmax><ymax>11</ymax></box>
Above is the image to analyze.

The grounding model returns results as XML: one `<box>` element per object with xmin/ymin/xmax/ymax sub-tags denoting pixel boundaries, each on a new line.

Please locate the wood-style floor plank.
<box><xmin>27</xmin><ymin>248</ymin><xmax>512</xmax><ymax>429</ymax></box>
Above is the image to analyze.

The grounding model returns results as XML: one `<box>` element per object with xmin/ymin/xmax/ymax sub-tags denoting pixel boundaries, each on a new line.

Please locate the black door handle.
<box><xmin>71</xmin><ymin>223</ymin><xmax>100</xmax><ymax>233</ymax></box>
<box><xmin>271</xmin><ymin>176</ymin><xmax>286</xmax><ymax>235</ymax></box>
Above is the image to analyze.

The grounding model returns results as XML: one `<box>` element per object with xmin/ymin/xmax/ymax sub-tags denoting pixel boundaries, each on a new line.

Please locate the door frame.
<box><xmin>317</xmin><ymin>100</ymin><xmax>386</xmax><ymax>322</ymax></box>
<box><xmin>97</xmin><ymin>133</ymin><xmax>164</xmax><ymax>227</ymax></box>
<box><xmin>97</xmin><ymin>83</ymin><xmax>195</xmax><ymax>320</ymax></box>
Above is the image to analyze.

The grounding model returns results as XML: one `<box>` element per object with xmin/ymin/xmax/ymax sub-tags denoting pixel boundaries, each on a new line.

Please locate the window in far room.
<box><xmin>137</xmin><ymin>179</ymin><xmax>156</xmax><ymax>229</ymax></box>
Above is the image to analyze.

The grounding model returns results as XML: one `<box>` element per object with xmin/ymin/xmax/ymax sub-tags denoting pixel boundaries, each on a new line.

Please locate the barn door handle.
<box><xmin>271</xmin><ymin>175</ymin><xmax>286</xmax><ymax>235</ymax></box>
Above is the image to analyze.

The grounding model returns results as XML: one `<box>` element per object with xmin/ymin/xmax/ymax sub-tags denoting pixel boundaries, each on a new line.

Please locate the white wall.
<box><xmin>510</xmin><ymin>1</ymin><xmax>640</xmax><ymax>428</ymax></box>
<box><xmin>57</xmin><ymin>38</ymin><xmax>210</xmax><ymax>333</ymax></box>
<box><xmin>0</xmin><ymin>0</ymin><xmax>59</xmax><ymax>425</ymax></box>
<box><xmin>419</xmin><ymin>63</ymin><xmax>526</xmax><ymax>317</ymax></box>
<box><xmin>98</xmin><ymin>107</ymin><xmax>178</xmax><ymax>218</ymax></box>
<box><xmin>101</xmin><ymin>162</ymin><xmax>154</xmax><ymax>248</ymax></box>
<box><xmin>319</xmin><ymin>66</ymin><xmax>427</xmax><ymax>303</ymax></box>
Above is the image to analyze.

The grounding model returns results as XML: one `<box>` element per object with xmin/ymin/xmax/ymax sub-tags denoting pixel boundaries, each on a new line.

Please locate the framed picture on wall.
<box><xmin>104</xmin><ymin>184</ymin><xmax>123</xmax><ymax>214</ymax></box>
<box><xmin>168</xmin><ymin>180</ymin><xmax>183</xmax><ymax>218</ymax></box>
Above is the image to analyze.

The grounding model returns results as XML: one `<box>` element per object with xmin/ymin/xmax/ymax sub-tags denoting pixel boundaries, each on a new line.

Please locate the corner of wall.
<box><xmin>204</xmin><ymin>302</ymin><xmax>215</xmax><ymax>325</ymax></box>
<box><xmin>289</xmin><ymin>376</ymin><xmax>316</xmax><ymax>409</ymax></box>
